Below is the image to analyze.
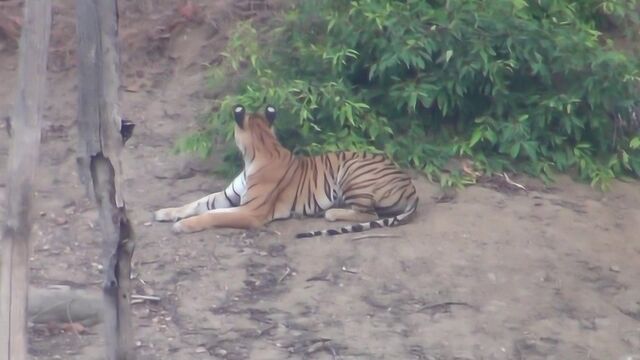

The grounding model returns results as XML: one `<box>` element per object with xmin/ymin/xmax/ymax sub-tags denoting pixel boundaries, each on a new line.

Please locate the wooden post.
<box><xmin>76</xmin><ymin>0</ymin><xmax>136</xmax><ymax>359</ymax></box>
<box><xmin>0</xmin><ymin>1</ymin><xmax>52</xmax><ymax>359</ymax></box>
<box><xmin>0</xmin><ymin>0</ymin><xmax>51</xmax><ymax>360</ymax></box>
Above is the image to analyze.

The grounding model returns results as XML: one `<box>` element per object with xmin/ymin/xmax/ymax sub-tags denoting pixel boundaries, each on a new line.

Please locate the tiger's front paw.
<box><xmin>154</xmin><ymin>208</ymin><xmax>180</xmax><ymax>222</ymax></box>
<box><xmin>172</xmin><ymin>218</ymin><xmax>201</xmax><ymax>234</ymax></box>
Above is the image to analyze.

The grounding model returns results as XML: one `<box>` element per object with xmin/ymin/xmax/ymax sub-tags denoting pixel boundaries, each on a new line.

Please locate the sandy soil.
<box><xmin>1</xmin><ymin>1</ymin><xmax>640</xmax><ymax>359</ymax></box>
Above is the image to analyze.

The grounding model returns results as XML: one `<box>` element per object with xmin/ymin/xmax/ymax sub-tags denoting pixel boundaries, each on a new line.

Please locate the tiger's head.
<box><xmin>232</xmin><ymin>104</ymin><xmax>283</xmax><ymax>164</ymax></box>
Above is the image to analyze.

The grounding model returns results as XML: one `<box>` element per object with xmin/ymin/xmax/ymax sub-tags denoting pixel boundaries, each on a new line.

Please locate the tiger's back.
<box><xmin>280</xmin><ymin>151</ymin><xmax>417</xmax><ymax>218</ymax></box>
<box><xmin>270</xmin><ymin>150</ymin><xmax>418</xmax><ymax>238</ymax></box>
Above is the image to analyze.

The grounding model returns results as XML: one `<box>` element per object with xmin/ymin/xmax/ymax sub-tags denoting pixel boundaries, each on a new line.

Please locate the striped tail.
<box><xmin>295</xmin><ymin>198</ymin><xmax>418</xmax><ymax>239</ymax></box>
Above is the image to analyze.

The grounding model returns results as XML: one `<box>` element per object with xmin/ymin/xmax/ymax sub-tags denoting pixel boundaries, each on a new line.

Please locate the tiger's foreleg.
<box><xmin>171</xmin><ymin>206</ymin><xmax>265</xmax><ymax>234</ymax></box>
<box><xmin>154</xmin><ymin>171</ymin><xmax>246</xmax><ymax>222</ymax></box>
<box><xmin>154</xmin><ymin>192</ymin><xmax>225</xmax><ymax>222</ymax></box>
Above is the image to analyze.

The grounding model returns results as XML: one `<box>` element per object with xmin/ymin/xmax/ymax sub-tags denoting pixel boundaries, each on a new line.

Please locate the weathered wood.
<box><xmin>28</xmin><ymin>286</ymin><xmax>158</xmax><ymax>328</ymax></box>
<box><xmin>0</xmin><ymin>1</ymin><xmax>52</xmax><ymax>359</ymax></box>
<box><xmin>76</xmin><ymin>0</ymin><xmax>136</xmax><ymax>359</ymax></box>
<box><xmin>28</xmin><ymin>287</ymin><xmax>103</xmax><ymax>327</ymax></box>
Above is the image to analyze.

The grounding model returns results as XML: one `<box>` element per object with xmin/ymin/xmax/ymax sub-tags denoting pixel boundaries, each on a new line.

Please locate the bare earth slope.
<box><xmin>0</xmin><ymin>1</ymin><xmax>639</xmax><ymax>359</ymax></box>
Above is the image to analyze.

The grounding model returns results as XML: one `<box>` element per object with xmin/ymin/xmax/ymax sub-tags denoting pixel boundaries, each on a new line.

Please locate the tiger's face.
<box><xmin>232</xmin><ymin>105</ymin><xmax>278</xmax><ymax>162</ymax></box>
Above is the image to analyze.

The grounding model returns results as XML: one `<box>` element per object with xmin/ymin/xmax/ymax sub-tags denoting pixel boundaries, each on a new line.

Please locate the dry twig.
<box><xmin>340</xmin><ymin>266</ymin><xmax>358</xmax><ymax>274</ymax></box>
<box><xmin>418</xmin><ymin>301</ymin><xmax>475</xmax><ymax>315</ymax></box>
<box><xmin>351</xmin><ymin>233</ymin><xmax>401</xmax><ymax>241</ymax></box>
<box><xmin>502</xmin><ymin>172</ymin><xmax>527</xmax><ymax>191</ymax></box>
<box><xmin>130</xmin><ymin>294</ymin><xmax>161</xmax><ymax>305</ymax></box>
<box><xmin>278</xmin><ymin>266</ymin><xmax>291</xmax><ymax>283</ymax></box>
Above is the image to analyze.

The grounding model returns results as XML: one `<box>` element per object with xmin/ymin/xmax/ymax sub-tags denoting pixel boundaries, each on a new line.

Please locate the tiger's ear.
<box><xmin>265</xmin><ymin>105</ymin><xmax>276</xmax><ymax>125</ymax></box>
<box><xmin>233</xmin><ymin>105</ymin><xmax>245</xmax><ymax>129</ymax></box>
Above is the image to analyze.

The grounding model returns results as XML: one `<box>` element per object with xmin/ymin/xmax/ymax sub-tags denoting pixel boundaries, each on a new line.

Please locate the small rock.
<box><xmin>194</xmin><ymin>346</ymin><xmax>207</xmax><ymax>353</ymax></box>
<box><xmin>202</xmin><ymin>88</ymin><xmax>219</xmax><ymax>99</ymax></box>
<box><xmin>143</xmin><ymin>222</ymin><xmax>152</xmax><ymax>227</ymax></box>
<box><xmin>268</xmin><ymin>243</ymin><xmax>286</xmax><ymax>257</ymax></box>
<box><xmin>173</xmin><ymin>167</ymin><xmax>195</xmax><ymax>180</ymax></box>
<box><xmin>452</xmin><ymin>351</ymin><xmax>474</xmax><ymax>360</ymax></box>
<box><xmin>610</xmin><ymin>265</ymin><xmax>621</xmax><ymax>273</ymax></box>
<box><xmin>622</xmin><ymin>329</ymin><xmax>640</xmax><ymax>349</ymax></box>
<box><xmin>179</xmin><ymin>1</ymin><xmax>200</xmax><ymax>21</ymax></box>
<box><xmin>487</xmin><ymin>273</ymin><xmax>497</xmax><ymax>283</ymax></box>
<box><xmin>54</xmin><ymin>217</ymin><xmax>68</xmax><ymax>225</ymax></box>
<box><xmin>579</xmin><ymin>318</ymin><xmax>597</xmax><ymax>330</ymax></box>
<box><xmin>619</xmin><ymin>355</ymin><xmax>640</xmax><ymax>360</ymax></box>
<box><xmin>213</xmin><ymin>348</ymin><xmax>227</xmax><ymax>357</ymax></box>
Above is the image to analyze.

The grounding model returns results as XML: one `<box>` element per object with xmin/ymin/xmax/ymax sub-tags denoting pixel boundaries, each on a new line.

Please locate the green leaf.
<box><xmin>469</xmin><ymin>128</ymin><xmax>483</xmax><ymax>147</ymax></box>
<box><xmin>485</xmin><ymin>128</ymin><xmax>498</xmax><ymax>145</ymax></box>
<box><xmin>522</xmin><ymin>141</ymin><xmax>538</xmax><ymax>161</ymax></box>
<box><xmin>509</xmin><ymin>143</ymin><xmax>521</xmax><ymax>159</ymax></box>
<box><xmin>512</xmin><ymin>0</ymin><xmax>527</xmax><ymax>10</ymax></box>
<box><xmin>445</xmin><ymin>50</ymin><xmax>453</xmax><ymax>64</ymax></box>
<box><xmin>621</xmin><ymin>150</ymin><xmax>631</xmax><ymax>170</ymax></box>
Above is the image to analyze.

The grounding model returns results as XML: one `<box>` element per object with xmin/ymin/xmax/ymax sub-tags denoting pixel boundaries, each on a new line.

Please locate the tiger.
<box><xmin>154</xmin><ymin>105</ymin><xmax>419</xmax><ymax>238</ymax></box>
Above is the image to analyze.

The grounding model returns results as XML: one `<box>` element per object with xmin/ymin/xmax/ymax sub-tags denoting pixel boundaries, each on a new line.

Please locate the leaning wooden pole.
<box><xmin>76</xmin><ymin>0</ymin><xmax>136</xmax><ymax>359</ymax></box>
<box><xmin>0</xmin><ymin>1</ymin><xmax>52</xmax><ymax>359</ymax></box>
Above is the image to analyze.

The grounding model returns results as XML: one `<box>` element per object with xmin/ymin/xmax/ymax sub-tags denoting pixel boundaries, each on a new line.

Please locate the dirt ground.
<box><xmin>1</xmin><ymin>1</ymin><xmax>640</xmax><ymax>359</ymax></box>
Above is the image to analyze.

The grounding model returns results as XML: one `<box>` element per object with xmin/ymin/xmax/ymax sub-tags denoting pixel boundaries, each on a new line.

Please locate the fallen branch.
<box><xmin>28</xmin><ymin>287</ymin><xmax>161</xmax><ymax>326</ymax></box>
<box><xmin>28</xmin><ymin>287</ymin><xmax>102</xmax><ymax>327</ymax></box>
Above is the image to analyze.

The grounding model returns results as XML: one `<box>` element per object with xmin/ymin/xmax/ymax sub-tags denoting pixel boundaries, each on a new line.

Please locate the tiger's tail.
<box><xmin>295</xmin><ymin>198</ymin><xmax>418</xmax><ymax>239</ymax></box>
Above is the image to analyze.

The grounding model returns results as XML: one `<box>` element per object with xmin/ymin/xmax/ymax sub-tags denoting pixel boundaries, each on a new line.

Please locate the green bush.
<box><xmin>178</xmin><ymin>0</ymin><xmax>640</xmax><ymax>190</ymax></box>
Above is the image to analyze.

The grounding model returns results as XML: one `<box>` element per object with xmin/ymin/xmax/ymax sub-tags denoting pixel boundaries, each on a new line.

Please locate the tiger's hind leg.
<box><xmin>324</xmin><ymin>193</ymin><xmax>378</xmax><ymax>222</ymax></box>
<box><xmin>154</xmin><ymin>171</ymin><xmax>246</xmax><ymax>222</ymax></box>
<box><xmin>324</xmin><ymin>208</ymin><xmax>378</xmax><ymax>222</ymax></box>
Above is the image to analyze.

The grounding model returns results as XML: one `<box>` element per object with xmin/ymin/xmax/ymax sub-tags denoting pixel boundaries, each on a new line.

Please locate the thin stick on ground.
<box><xmin>418</xmin><ymin>301</ymin><xmax>476</xmax><ymax>314</ymax></box>
<box><xmin>351</xmin><ymin>233</ymin><xmax>402</xmax><ymax>241</ymax></box>
<box><xmin>130</xmin><ymin>294</ymin><xmax>161</xmax><ymax>305</ymax></box>
<box><xmin>278</xmin><ymin>266</ymin><xmax>292</xmax><ymax>283</ymax></box>
<box><xmin>65</xmin><ymin>300</ymin><xmax>82</xmax><ymax>338</ymax></box>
